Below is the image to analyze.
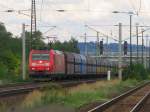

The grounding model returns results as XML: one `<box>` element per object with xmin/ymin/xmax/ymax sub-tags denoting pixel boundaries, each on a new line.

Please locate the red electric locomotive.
<box><xmin>29</xmin><ymin>49</ymin><xmax>65</xmax><ymax>78</ymax></box>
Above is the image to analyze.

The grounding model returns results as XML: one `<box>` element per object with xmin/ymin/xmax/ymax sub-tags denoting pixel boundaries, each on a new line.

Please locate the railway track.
<box><xmin>87</xmin><ymin>81</ymin><xmax>150</xmax><ymax>112</ymax></box>
<box><xmin>0</xmin><ymin>82</ymin><xmax>47</xmax><ymax>97</ymax></box>
<box><xmin>0</xmin><ymin>79</ymin><xmax>102</xmax><ymax>97</ymax></box>
<box><xmin>130</xmin><ymin>91</ymin><xmax>150</xmax><ymax>112</ymax></box>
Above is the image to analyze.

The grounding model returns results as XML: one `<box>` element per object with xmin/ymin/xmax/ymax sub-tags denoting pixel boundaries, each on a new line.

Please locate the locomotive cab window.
<box><xmin>32</xmin><ymin>54</ymin><xmax>49</xmax><ymax>60</ymax></box>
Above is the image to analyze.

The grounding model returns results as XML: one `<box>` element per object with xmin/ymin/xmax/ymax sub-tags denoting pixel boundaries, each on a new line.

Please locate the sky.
<box><xmin>0</xmin><ymin>0</ymin><xmax>150</xmax><ymax>44</ymax></box>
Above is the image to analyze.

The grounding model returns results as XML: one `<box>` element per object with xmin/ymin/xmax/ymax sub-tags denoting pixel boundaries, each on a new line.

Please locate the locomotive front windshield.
<box><xmin>32</xmin><ymin>54</ymin><xmax>49</xmax><ymax>60</ymax></box>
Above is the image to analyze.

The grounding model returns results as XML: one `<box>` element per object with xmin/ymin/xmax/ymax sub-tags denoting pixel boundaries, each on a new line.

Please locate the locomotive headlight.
<box><xmin>32</xmin><ymin>68</ymin><xmax>35</xmax><ymax>70</ymax></box>
<box><xmin>32</xmin><ymin>63</ymin><xmax>36</xmax><ymax>66</ymax></box>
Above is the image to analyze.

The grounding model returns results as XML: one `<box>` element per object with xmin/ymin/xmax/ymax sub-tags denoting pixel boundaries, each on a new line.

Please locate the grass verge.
<box><xmin>21</xmin><ymin>79</ymin><xmax>142</xmax><ymax>111</ymax></box>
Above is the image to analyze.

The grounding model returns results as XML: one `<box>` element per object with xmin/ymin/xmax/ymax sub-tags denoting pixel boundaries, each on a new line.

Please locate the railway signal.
<box><xmin>124</xmin><ymin>41</ymin><xmax>128</xmax><ymax>55</ymax></box>
<box><xmin>100</xmin><ymin>40</ymin><xmax>103</xmax><ymax>55</ymax></box>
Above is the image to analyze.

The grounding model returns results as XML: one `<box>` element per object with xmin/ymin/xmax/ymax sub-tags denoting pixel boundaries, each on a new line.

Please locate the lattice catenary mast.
<box><xmin>31</xmin><ymin>0</ymin><xmax>37</xmax><ymax>49</ymax></box>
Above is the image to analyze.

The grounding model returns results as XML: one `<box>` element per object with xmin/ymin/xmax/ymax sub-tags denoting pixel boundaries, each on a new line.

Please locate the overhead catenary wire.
<box><xmin>85</xmin><ymin>25</ymin><xmax>118</xmax><ymax>42</ymax></box>
<box><xmin>43</xmin><ymin>26</ymin><xmax>57</xmax><ymax>34</ymax></box>
<box><xmin>123</xmin><ymin>27</ymin><xmax>150</xmax><ymax>41</ymax></box>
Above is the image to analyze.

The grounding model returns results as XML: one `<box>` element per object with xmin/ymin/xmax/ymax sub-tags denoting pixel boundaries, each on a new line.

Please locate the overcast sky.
<box><xmin>0</xmin><ymin>0</ymin><xmax>150</xmax><ymax>44</ymax></box>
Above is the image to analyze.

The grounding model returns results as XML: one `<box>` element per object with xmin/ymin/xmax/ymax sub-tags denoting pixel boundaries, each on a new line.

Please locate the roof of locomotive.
<box><xmin>30</xmin><ymin>49</ymin><xmax>53</xmax><ymax>54</ymax></box>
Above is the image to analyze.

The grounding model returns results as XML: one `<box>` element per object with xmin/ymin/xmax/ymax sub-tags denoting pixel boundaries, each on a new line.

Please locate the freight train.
<box><xmin>29</xmin><ymin>49</ymin><xmax>118</xmax><ymax>80</ymax></box>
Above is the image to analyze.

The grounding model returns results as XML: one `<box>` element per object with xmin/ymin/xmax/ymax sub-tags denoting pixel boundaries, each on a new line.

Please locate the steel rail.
<box><xmin>130</xmin><ymin>92</ymin><xmax>150</xmax><ymax>112</ymax></box>
<box><xmin>0</xmin><ymin>79</ymin><xmax>103</xmax><ymax>97</ymax></box>
<box><xmin>0</xmin><ymin>83</ymin><xmax>47</xmax><ymax>97</ymax></box>
<box><xmin>87</xmin><ymin>81</ymin><xmax>150</xmax><ymax>112</ymax></box>
<box><xmin>0</xmin><ymin>82</ymin><xmax>35</xmax><ymax>88</ymax></box>
<box><xmin>0</xmin><ymin>86</ymin><xmax>39</xmax><ymax>97</ymax></box>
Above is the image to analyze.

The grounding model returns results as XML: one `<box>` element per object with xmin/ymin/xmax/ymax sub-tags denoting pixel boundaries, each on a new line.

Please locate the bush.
<box><xmin>123</xmin><ymin>64</ymin><xmax>149</xmax><ymax>80</ymax></box>
<box><xmin>0</xmin><ymin>62</ymin><xmax>27</xmax><ymax>84</ymax></box>
<box><xmin>0</xmin><ymin>62</ymin><xmax>8</xmax><ymax>78</ymax></box>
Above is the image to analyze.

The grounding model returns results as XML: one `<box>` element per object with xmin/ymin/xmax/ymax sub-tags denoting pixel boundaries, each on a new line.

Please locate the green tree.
<box><xmin>0</xmin><ymin>23</ymin><xmax>21</xmax><ymax>78</ymax></box>
<box><xmin>0</xmin><ymin>62</ymin><xmax>8</xmax><ymax>78</ymax></box>
<box><xmin>25</xmin><ymin>31</ymin><xmax>45</xmax><ymax>51</ymax></box>
<box><xmin>50</xmin><ymin>37</ymin><xmax>80</xmax><ymax>53</ymax></box>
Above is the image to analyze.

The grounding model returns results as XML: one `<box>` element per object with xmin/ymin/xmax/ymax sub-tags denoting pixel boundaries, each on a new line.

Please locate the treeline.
<box><xmin>0</xmin><ymin>23</ymin><xmax>21</xmax><ymax>79</ymax></box>
<box><xmin>25</xmin><ymin>32</ymin><xmax>79</xmax><ymax>53</ymax></box>
<box><xmin>0</xmin><ymin>23</ymin><xmax>79</xmax><ymax>82</ymax></box>
<box><xmin>48</xmin><ymin>38</ymin><xmax>79</xmax><ymax>53</ymax></box>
